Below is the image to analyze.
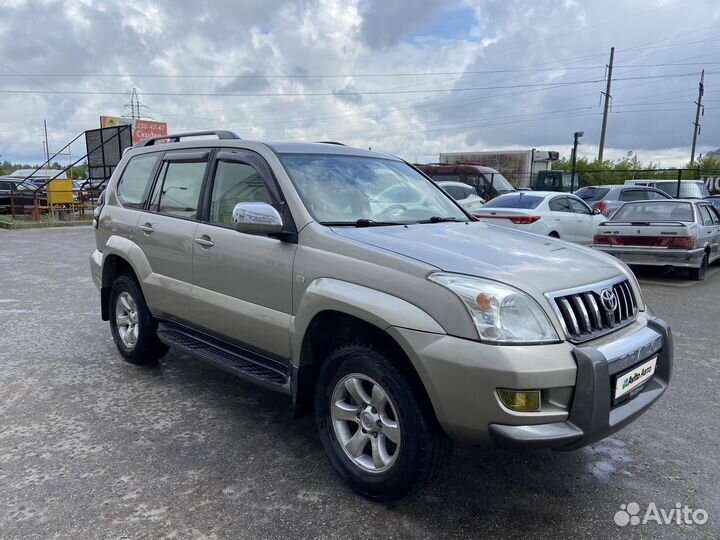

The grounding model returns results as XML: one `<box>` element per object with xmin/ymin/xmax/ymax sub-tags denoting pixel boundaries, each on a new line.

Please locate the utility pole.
<box><xmin>598</xmin><ymin>46</ymin><xmax>614</xmax><ymax>162</ymax></box>
<box><xmin>690</xmin><ymin>69</ymin><xmax>705</xmax><ymax>164</ymax></box>
<box><xmin>571</xmin><ymin>131</ymin><xmax>584</xmax><ymax>192</ymax></box>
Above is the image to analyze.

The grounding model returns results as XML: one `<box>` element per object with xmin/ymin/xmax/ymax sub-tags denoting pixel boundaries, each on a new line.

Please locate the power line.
<box><xmin>2</xmin><ymin>72</ymin><xmax>715</xmax><ymax>98</ymax></box>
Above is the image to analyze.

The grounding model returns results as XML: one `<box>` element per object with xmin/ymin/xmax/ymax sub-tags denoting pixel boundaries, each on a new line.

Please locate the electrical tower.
<box><xmin>122</xmin><ymin>88</ymin><xmax>149</xmax><ymax>120</ymax></box>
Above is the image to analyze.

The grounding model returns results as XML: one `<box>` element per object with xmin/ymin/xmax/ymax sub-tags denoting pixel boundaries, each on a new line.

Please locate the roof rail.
<box><xmin>315</xmin><ymin>141</ymin><xmax>346</xmax><ymax>146</ymax></box>
<box><xmin>135</xmin><ymin>130</ymin><xmax>241</xmax><ymax>148</ymax></box>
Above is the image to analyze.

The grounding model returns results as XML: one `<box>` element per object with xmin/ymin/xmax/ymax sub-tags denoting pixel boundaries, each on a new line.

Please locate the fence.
<box><xmin>501</xmin><ymin>168</ymin><xmax>720</xmax><ymax>194</ymax></box>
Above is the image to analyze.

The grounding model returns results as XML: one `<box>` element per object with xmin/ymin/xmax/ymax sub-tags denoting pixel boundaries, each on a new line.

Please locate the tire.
<box><xmin>689</xmin><ymin>252</ymin><xmax>708</xmax><ymax>281</ymax></box>
<box><xmin>548</xmin><ymin>231</ymin><xmax>560</xmax><ymax>238</ymax></box>
<box><xmin>315</xmin><ymin>343</ymin><xmax>452</xmax><ymax>502</ymax></box>
<box><xmin>109</xmin><ymin>274</ymin><xmax>168</xmax><ymax>364</ymax></box>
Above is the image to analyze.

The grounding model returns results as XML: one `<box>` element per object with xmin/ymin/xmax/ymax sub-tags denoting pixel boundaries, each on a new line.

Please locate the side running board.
<box><xmin>157</xmin><ymin>323</ymin><xmax>291</xmax><ymax>394</ymax></box>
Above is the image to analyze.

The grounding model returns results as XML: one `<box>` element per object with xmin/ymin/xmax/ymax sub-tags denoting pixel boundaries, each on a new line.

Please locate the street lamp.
<box><xmin>570</xmin><ymin>131</ymin><xmax>584</xmax><ymax>192</ymax></box>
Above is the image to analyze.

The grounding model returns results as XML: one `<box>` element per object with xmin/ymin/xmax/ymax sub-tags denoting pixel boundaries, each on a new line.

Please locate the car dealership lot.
<box><xmin>1</xmin><ymin>227</ymin><xmax>718</xmax><ymax>539</ymax></box>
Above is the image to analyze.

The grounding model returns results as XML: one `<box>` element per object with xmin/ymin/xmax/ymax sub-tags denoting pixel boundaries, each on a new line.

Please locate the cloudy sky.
<box><xmin>2</xmin><ymin>0</ymin><xmax>720</xmax><ymax>167</ymax></box>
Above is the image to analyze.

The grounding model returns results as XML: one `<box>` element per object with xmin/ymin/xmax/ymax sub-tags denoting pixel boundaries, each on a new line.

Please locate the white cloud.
<box><xmin>0</xmin><ymin>0</ymin><xmax>719</xmax><ymax>170</ymax></box>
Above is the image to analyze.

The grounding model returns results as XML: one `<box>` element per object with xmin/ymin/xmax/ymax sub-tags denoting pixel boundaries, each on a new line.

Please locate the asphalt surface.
<box><xmin>1</xmin><ymin>227</ymin><xmax>718</xmax><ymax>539</ymax></box>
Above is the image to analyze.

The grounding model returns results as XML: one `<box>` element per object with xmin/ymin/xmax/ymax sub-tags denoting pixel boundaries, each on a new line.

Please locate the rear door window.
<box><xmin>116</xmin><ymin>153</ymin><xmax>160</xmax><ymax>208</ymax></box>
<box><xmin>568</xmin><ymin>197</ymin><xmax>591</xmax><ymax>214</ymax></box>
<box><xmin>700</xmin><ymin>206</ymin><xmax>716</xmax><ymax>226</ymax></box>
<box><xmin>549</xmin><ymin>196</ymin><xmax>571</xmax><ymax>212</ymax></box>
<box><xmin>149</xmin><ymin>158</ymin><xmax>208</xmax><ymax>219</ymax></box>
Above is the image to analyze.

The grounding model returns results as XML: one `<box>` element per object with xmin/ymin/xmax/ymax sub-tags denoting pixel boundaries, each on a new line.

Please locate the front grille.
<box><xmin>550</xmin><ymin>278</ymin><xmax>638</xmax><ymax>342</ymax></box>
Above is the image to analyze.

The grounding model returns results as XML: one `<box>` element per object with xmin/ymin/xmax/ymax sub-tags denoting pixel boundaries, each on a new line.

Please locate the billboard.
<box><xmin>99</xmin><ymin>116</ymin><xmax>168</xmax><ymax>145</ymax></box>
<box><xmin>85</xmin><ymin>125</ymin><xmax>133</xmax><ymax>181</ymax></box>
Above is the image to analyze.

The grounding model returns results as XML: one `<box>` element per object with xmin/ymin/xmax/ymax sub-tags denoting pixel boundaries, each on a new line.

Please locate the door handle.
<box><xmin>139</xmin><ymin>223</ymin><xmax>154</xmax><ymax>233</ymax></box>
<box><xmin>195</xmin><ymin>236</ymin><xmax>215</xmax><ymax>248</ymax></box>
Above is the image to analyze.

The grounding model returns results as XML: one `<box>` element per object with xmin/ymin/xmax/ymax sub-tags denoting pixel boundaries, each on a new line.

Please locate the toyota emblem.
<box><xmin>600</xmin><ymin>288</ymin><xmax>618</xmax><ymax>312</ymax></box>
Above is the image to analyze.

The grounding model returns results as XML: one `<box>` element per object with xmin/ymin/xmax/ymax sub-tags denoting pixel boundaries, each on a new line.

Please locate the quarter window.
<box><xmin>116</xmin><ymin>154</ymin><xmax>159</xmax><ymax>208</ymax></box>
<box><xmin>209</xmin><ymin>161</ymin><xmax>274</xmax><ymax>225</ymax></box>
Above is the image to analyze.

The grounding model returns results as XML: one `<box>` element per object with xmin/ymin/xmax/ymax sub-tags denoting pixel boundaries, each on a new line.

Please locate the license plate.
<box><xmin>615</xmin><ymin>357</ymin><xmax>657</xmax><ymax>400</ymax></box>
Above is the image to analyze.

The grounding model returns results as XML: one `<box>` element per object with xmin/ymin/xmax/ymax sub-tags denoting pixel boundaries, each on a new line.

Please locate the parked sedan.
<box><xmin>436</xmin><ymin>181</ymin><xmax>485</xmax><ymax>214</ymax></box>
<box><xmin>473</xmin><ymin>191</ymin><xmax>606</xmax><ymax>244</ymax></box>
<box><xmin>593</xmin><ymin>199</ymin><xmax>720</xmax><ymax>280</ymax></box>
<box><xmin>575</xmin><ymin>185</ymin><xmax>672</xmax><ymax>216</ymax></box>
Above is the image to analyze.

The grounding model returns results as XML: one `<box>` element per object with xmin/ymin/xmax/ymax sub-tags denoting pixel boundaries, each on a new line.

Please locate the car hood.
<box><xmin>331</xmin><ymin>221</ymin><xmax>627</xmax><ymax>296</ymax></box>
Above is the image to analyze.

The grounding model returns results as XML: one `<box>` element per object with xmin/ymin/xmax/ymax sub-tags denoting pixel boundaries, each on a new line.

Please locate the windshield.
<box><xmin>612</xmin><ymin>201</ymin><xmax>694</xmax><ymax>222</ymax></box>
<box><xmin>15</xmin><ymin>182</ymin><xmax>37</xmax><ymax>192</ymax></box>
<box><xmin>575</xmin><ymin>187</ymin><xmax>610</xmax><ymax>201</ymax></box>
<box><xmin>483</xmin><ymin>172</ymin><xmax>515</xmax><ymax>193</ymax></box>
<box><xmin>655</xmin><ymin>181</ymin><xmax>710</xmax><ymax>198</ymax></box>
<box><xmin>482</xmin><ymin>193</ymin><xmax>544</xmax><ymax>209</ymax></box>
<box><xmin>280</xmin><ymin>154</ymin><xmax>468</xmax><ymax>224</ymax></box>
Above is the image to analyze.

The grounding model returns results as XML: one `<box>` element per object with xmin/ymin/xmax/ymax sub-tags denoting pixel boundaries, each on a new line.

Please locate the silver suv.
<box><xmin>90</xmin><ymin>131</ymin><xmax>673</xmax><ymax>501</ymax></box>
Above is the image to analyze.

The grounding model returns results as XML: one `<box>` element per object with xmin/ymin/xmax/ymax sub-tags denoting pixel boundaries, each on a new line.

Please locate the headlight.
<box><xmin>428</xmin><ymin>273</ymin><xmax>560</xmax><ymax>344</ymax></box>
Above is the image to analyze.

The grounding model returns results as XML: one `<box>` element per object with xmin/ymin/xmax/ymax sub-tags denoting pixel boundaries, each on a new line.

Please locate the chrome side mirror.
<box><xmin>232</xmin><ymin>202</ymin><xmax>283</xmax><ymax>235</ymax></box>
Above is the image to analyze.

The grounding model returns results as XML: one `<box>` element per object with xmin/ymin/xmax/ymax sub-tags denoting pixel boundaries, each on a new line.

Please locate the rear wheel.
<box><xmin>548</xmin><ymin>231</ymin><xmax>560</xmax><ymax>238</ymax></box>
<box><xmin>109</xmin><ymin>274</ymin><xmax>168</xmax><ymax>364</ymax></box>
<box><xmin>315</xmin><ymin>343</ymin><xmax>452</xmax><ymax>502</ymax></box>
<box><xmin>689</xmin><ymin>253</ymin><xmax>708</xmax><ymax>281</ymax></box>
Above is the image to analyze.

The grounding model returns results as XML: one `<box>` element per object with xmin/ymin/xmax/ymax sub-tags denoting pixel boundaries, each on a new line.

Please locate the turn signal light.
<box><xmin>497</xmin><ymin>389</ymin><xmax>541</xmax><ymax>412</ymax></box>
<box><xmin>667</xmin><ymin>236</ymin><xmax>695</xmax><ymax>249</ymax></box>
<box><xmin>593</xmin><ymin>234</ymin><xmax>610</xmax><ymax>244</ymax></box>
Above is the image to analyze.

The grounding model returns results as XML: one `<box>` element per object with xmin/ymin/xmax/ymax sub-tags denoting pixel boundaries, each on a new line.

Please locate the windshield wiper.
<box><xmin>320</xmin><ymin>219</ymin><xmax>401</xmax><ymax>227</ymax></box>
<box><xmin>415</xmin><ymin>216</ymin><xmax>464</xmax><ymax>224</ymax></box>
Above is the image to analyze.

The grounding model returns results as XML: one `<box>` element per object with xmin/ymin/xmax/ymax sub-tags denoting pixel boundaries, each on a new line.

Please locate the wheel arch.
<box><xmin>99</xmin><ymin>236</ymin><xmax>153</xmax><ymax>320</ymax></box>
<box><xmin>291</xmin><ymin>279</ymin><xmax>445</xmax><ymax>419</ymax></box>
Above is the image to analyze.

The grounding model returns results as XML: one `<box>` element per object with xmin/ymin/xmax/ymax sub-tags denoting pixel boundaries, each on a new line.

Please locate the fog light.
<box><xmin>497</xmin><ymin>389</ymin><xmax>541</xmax><ymax>412</ymax></box>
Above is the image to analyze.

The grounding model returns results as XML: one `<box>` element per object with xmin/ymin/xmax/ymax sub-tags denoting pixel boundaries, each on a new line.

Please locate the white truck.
<box><xmin>439</xmin><ymin>149</ymin><xmax>559</xmax><ymax>189</ymax></box>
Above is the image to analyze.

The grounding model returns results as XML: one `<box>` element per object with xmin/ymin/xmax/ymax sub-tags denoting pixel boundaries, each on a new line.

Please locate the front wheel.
<box><xmin>315</xmin><ymin>343</ymin><xmax>452</xmax><ymax>501</ymax></box>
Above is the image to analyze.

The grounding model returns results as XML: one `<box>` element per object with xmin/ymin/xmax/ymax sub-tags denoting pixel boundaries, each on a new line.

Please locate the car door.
<box><xmin>134</xmin><ymin>150</ymin><xmax>209</xmax><ymax>322</ymax></box>
<box><xmin>568</xmin><ymin>196</ymin><xmax>598</xmax><ymax>244</ymax></box>
<box><xmin>191</xmin><ymin>149</ymin><xmax>297</xmax><ymax>359</ymax></box>
<box><xmin>547</xmin><ymin>196</ymin><xmax>577</xmax><ymax>240</ymax></box>
<box><xmin>700</xmin><ymin>205</ymin><xmax>720</xmax><ymax>261</ymax></box>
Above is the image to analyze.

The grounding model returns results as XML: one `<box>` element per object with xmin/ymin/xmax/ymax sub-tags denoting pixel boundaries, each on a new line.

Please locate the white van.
<box><xmin>624</xmin><ymin>179</ymin><xmax>709</xmax><ymax>198</ymax></box>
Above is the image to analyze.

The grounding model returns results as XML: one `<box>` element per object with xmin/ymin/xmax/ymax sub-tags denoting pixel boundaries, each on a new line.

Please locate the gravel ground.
<box><xmin>0</xmin><ymin>227</ymin><xmax>718</xmax><ymax>539</ymax></box>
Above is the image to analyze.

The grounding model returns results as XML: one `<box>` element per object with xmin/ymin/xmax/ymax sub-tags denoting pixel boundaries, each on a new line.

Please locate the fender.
<box><xmin>102</xmin><ymin>235</ymin><xmax>153</xmax><ymax>286</ymax></box>
<box><xmin>291</xmin><ymin>278</ymin><xmax>445</xmax><ymax>363</ymax></box>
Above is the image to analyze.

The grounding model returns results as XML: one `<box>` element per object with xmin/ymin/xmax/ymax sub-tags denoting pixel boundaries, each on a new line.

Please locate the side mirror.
<box><xmin>592</xmin><ymin>208</ymin><xmax>601</xmax><ymax>215</ymax></box>
<box><xmin>232</xmin><ymin>202</ymin><xmax>283</xmax><ymax>235</ymax></box>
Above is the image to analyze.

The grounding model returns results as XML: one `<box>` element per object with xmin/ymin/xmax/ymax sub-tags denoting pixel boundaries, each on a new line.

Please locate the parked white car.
<box><xmin>436</xmin><ymin>181</ymin><xmax>485</xmax><ymax>214</ymax></box>
<box><xmin>473</xmin><ymin>191</ymin><xmax>606</xmax><ymax>244</ymax></box>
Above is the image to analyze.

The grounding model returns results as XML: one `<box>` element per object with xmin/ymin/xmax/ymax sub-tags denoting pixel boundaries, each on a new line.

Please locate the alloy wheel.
<box><xmin>330</xmin><ymin>373</ymin><xmax>401</xmax><ymax>473</ymax></box>
<box><xmin>115</xmin><ymin>291</ymin><xmax>139</xmax><ymax>350</ymax></box>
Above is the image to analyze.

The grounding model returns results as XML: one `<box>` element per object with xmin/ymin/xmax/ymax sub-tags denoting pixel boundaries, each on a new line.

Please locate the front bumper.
<box><xmin>594</xmin><ymin>245</ymin><xmax>705</xmax><ymax>269</ymax></box>
<box><xmin>389</xmin><ymin>315</ymin><xmax>672</xmax><ymax>449</ymax></box>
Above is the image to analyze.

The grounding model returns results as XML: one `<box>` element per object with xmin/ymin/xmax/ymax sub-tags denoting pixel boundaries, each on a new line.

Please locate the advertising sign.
<box><xmin>99</xmin><ymin>116</ymin><xmax>168</xmax><ymax>145</ymax></box>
